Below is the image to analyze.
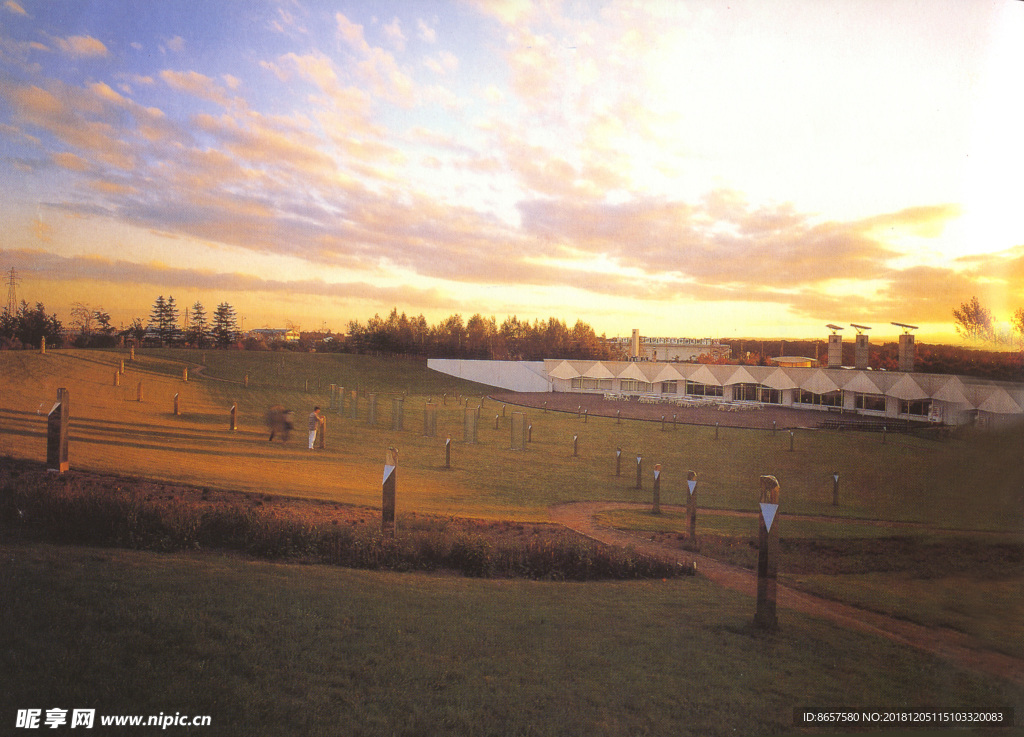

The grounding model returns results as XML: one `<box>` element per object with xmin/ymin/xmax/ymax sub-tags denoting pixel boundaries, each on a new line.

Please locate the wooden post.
<box><xmin>119</xmin><ymin>359</ymin><xmax>124</xmax><ymax>373</ymax></box>
<box><xmin>367</xmin><ymin>393</ymin><xmax>378</xmax><ymax>427</ymax></box>
<box><xmin>424</xmin><ymin>403</ymin><xmax>437</xmax><ymax>437</ymax></box>
<box><xmin>652</xmin><ymin>464</ymin><xmax>662</xmax><ymax>515</ymax></box>
<box><xmin>463</xmin><ymin>406</ymin><xmax>477</xmax><ymax>443</ymax></box>
<box><xmin>244</xmin><ymin>374</ymin><xmax>249</xmax><ymax>388</ymax></box>
<box><xmin>382</xmin><ymin>447</ymin><xmax>398</xmax><ymax>537</ymax></box>
<box><xmin>755</xmin><ymin>475</ymin><xmax>780</xmax><ymax>630</ymax></box>
<box><xmin>229</xmin><ymin>404</ymin><xmax>237</xmax><ymax>431</ymax></box>
<box><xmin>661</xmin><ymin>415</ymin><xmax>666</xmax><ymax>431</ymax></box>
<box><xmin>615</xmin><ymin>448</ymin><xmax>622</xmax><ymax>477</ymax></box>
<box><xmin>789</xmin><ymin>430</ymin><xmax>794</xmax><ymax>452</ymax></box>
<box><xmin>40</xmin><ymin>336</ymin><xmax>46</xmax><ymax>355</ymax></box>
<box><xmin>318</xmin><ymin>415</ymin><xmax>326</xmax><ymax>450</ymax></box>
<box><xmin>137</xmin><ymin>381</ymin><xmax>143</xmax><ymax>402</ymax></box>
<box><xmin>687</xmin><ymin>471</ymin><xmax>698</xmax><ymax>542</ymax></box>
<box><xmin>635</xmin><ymin>456</ymin><xmax>643</xmax><ymax>490</ymax></box>
<box><xmin>832</xmin><ymin>472</ymin><xmax>839</xmax><ymax>506</ymax></box>
<box><xmin>113</xmin><ymin>371</ymin><xmax>119</xmax><ymax>387</ymax></box>
<box><xmin>391</xmin><ymin>397</ymin><xmax>404</xmax><ymax>431</ymax></box>
<box><xmin>46</xmin><ymin>388</ymin><xmax>69</xmax><ymax>473</ymax></box>
<box><xmin>572</xmin><ymin>434</ymin><xmax>578</xmax><ymax>457</ymax></box>
<box><xmin>583</xmin><ymin>408</ymin><xmax>588</xmax><ymax>423</ymax></box>
<box><xmin>616</xmin><ymin>409</ymin><xmax>621</xmax><ymax>424</ymax></box>
<box><xmin>528</xmin><ymin>423</ymin><xmax>532</xmax><ymax>443</ymax></box>
<box><xmin>183</xmin><ymin>367</ymin><xmax>188</xmax><ymax>382</ymax></box>
<box><xmin>715</xmin><ymin>422</ymin><xmax>719</xmax><ymax>440</ymax></box>
<box><xmin>173</xmin><ymin>393</ymin><xmax>179</xmax><ymax>416</ymax></box>
<box><xmin>129</xmin><ymin>345</ymin><xmax>134</xmax><ymax>361</ymax></box>
<box><xmin>445</xmin><ymin>437</ymin><xmax>451</xmax><ymax>469</ymax></box>
<box><xmin>494</xmin><ymin>413</ymin><xmax>499</xmax><ymax>430</ymax></box>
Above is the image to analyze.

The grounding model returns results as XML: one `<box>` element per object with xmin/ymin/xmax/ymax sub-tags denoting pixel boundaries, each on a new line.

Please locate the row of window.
<box><xmin>565</xmin><ymin>379</ymin><xmax>933</xmax><ymax>416</ymax></box>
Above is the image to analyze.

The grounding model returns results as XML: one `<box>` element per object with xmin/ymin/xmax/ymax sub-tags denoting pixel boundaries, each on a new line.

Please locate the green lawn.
<box><xmin>2</xmin><ymin>542</ymin><xmax>1019</xmax><ymax>737</ymax></box>
<box><xmin>2</xmin><ymin>348</ymin><xmax>1022</xmax><ymax>735</ymax></box>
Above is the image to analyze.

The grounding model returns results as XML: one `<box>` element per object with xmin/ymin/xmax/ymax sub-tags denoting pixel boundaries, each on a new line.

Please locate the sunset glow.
<box><xmin>1</xmin><ymin>0</ymin><xmax>1022</xmax><ymax>342</ymax></box>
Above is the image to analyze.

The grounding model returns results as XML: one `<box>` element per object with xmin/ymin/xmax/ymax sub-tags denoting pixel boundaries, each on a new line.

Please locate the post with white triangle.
<box><xmin>686</xmin><ymin>471</ymin><xmax>698</xmax><ymax>544</ymax></box>
<box><xmin>755</xmin><ymin>475</ymin><xmax>780</xmax><ymax>630</ymax></box>
<box><xmin>382</xmin><ymin>446</ymin><xmax>398</xmax><ymax>537</ymax></box>
<box><xmin>652</xmin><ymin>464</ymin><xmax>662</xmax><ymax>515</ymax></box>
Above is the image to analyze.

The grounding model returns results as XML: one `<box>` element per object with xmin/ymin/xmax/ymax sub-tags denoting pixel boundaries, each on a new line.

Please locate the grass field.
<box><xmin>1</xmin><ymin>348</ymin><xmax>1022</xmax><ymax>735</ymax></box>
<box><xmin>2</xmin><ymin>542</ymin><xmax>1020</xmax><ymax>737</ymax></box>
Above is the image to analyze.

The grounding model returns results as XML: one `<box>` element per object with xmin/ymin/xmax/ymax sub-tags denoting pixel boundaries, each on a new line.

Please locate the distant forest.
<box><xmin>344</xmin><ymin>309</ymin><xmax>618</xmax><ymax>362</ymax></box>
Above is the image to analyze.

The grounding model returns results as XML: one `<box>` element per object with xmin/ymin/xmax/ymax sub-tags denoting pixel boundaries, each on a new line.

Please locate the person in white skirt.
<box><xmin>308</xmin><ymin>406</ymin><xmax>322</xmax><ymax>449</ymax></box>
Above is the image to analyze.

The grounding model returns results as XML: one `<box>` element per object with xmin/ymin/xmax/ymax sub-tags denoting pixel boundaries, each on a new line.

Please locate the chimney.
<box><xmin>826</xmin><ymin>325</ymin><xmax>843</xmax><ymax>368</ymax></box>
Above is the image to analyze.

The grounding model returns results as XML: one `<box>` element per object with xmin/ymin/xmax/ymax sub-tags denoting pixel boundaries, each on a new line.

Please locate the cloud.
<box><xmin>382</xmin><ymin>17</ymin><xmax>406</xmax><ymax>50</ymax></box>
<box><xmin>164</xmin><ymin>35</ymin><xmax>185</xmax><ymax>53</ymax></box>
<box><xmin>159</xmin><ymin>69</ymin><xmax>231</xmax><ymax>106</ymax></box>
<box><xmin>424</xmin><ymin>51</ymin><xmax>458</xmax><ymax>75</ymax></box>
<box><xmin>4</xmin><ymin>0</ymin><xmax>27</xmax><ymax>16</ymax></box>
<box><xmin>416</xmin><ymin>19</ymin><xmax>437</xmax><ymax>43</ymax></box>
<box><xmin>0</xmin><ymin>248</ymin><xmax>453</xmax><ymax>310</ymax></box>
<box><xmin>52</xmin><ymin>35</ymin><xmax>109</xmax><ymax>58</ymax></box>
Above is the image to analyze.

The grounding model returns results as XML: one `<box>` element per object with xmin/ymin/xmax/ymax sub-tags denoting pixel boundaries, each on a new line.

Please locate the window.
<box><xmin>732</xmin><ymin>383</ymin><xmax>781</xmax><ymax>404</ymax></box>
<box><xmin>900</xmin><ymin>399</ymin><xmax>931</xmax><ymax>416</ymax></box>
<box><xmin>798</xmin><ymin>390</ymin><xmax>842</xmax><ymax>407</ymax></box>
<box><xmin>685</xmin><ymin>380</ymin><xmax>723</xmax><ymax>397</ymax></box>
<box><xmin>571</xmin><ymin>378</ymin><xmax>613</xmax><ymax>390</ymax></box>
<box><xmin>660</xmin><ymin>381</ymin><xmax>678</xmax><ymax>394</ymax></box>
<box><xmin>620</xmin><ymin>379</ymin><xmax>652</xmax><ymax>393</ymax></box>
<box><xmin>854</xmin><ymin>393</ymin><xmax>886</xmax><ymax>412</ymax></box>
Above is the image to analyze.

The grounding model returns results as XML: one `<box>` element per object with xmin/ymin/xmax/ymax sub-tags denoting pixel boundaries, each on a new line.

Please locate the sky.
<box><xmin>1</xmin><ymin>0</ymin><xmax>1022</xmax><ymax>343</ymax></box>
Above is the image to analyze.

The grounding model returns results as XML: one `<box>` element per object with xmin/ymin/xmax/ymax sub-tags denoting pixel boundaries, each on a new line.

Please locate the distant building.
<box><xmin>248</xmin><ymin>328</ymin><xmax>300</xmax><ymax>342</ymax></box>
<box><xmin>771</xmin><ymin>356</ymin><xmax>817</xmax><ymax>368</ymax></box>
<box><xmin>612</xmin><ymin>329</ymin><xmax>730</xmax><ymax>362</ymax></box>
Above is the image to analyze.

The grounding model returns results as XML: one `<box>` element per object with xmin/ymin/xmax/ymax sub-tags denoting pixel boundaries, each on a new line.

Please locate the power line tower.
<box><xmin>5</xmin><ymin>267</ymin><xmax>21</xmax><ymax>316</ymax></box>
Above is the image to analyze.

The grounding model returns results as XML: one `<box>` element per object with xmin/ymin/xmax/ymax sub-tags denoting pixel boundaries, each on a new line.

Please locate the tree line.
<box><xmin>345</xmin><ymin>309</ymin><xmax>617</xmax><ymax>361</ymax></box>
<box><xmin>0</xmin><ymin>301</ymin><xmax>64</xmax><ymax>349</ymax></box>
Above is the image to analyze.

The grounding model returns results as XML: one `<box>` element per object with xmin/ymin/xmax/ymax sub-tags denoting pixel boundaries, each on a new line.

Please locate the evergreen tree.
<box><xmin>186</xmin><ymin>301</ymin><xmax>209</xmax><ymax>348</ymax></box>
<box><xmin>211</xmin><ymin>302</ymin><xmax>238</xmax><ymax>347</ymax></box>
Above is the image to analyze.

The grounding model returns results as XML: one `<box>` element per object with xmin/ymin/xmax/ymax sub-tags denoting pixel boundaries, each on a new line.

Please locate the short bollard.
<box><xmin>572</xmin><ymin>434</ymin><xmax>578</xmax><ymax>457</ymax></box>
<box><xmin>444</xmin><ymin>437</ymin><xmax>451</xmax><ymax>469</ymax></box>
<box><xmin>755</xmin><ymin>475</ymin><xmax>780</xmax><ymax>630</ymax></box>
<box><xmin>367</xmin><ymin>393</ymin><xmax>378</xmax><ymax>427</ymax></box>
<box><xmin>494</xmin><ymin>413</ymin><xmax>500</xmax><ymax>430</ymax></box>
<box><xmin>463</xmin><ymin>406</ymin><xmax>478</xmax><ymax>443</ymax></box>
<box><xmin>715</xmin><ymin>422</ymin><xmax>719</xmax><ymax>440</ymax></box>
<box><xmin>46</xmin><ymin>388</ymin><xmax>69</xmax><ymax>473</ymax></box>
<box><xmin>583</xmin><ymin>408</ymin><xmax>588</xmax><ymax>423</ymax></box>
<box><xmin>392</xmin><ymin>397</ymin><xmax>404</xmax><ymax>431</ymax></box>
<box><xmin>382</xmin><ymin>447</ymin><xmax>398</xmax><ymax>537</ymax></box>
<box><xmin>687</xmin><ymin>471</ymin><xmax>698</xmax><ymax>542</ymax></box>
<box><xmin>173</xmin><ymin>393</ymin><xmax>179</xmax><ymax>416</ymax></box>
<box><xmin>635</xmin><ymin>456</ymin><xmax>643</xmax><ymax>490</ymax></box>
<box><xmin>789</xmin><ymin>430</ymin><xmax>794</xmax><ymax>452</ymax></box>
<box><xmin>182</xmin><ymin>367</ymin><xmax>188</xmax><ymax>382</ymax></box>
<box><xmin>616</xmin><ymin>409</ymin><xmax>621</xmax><ymax>424</ymax></box>
<box><xmin>137</xmin><ymin>382</ymin><xmax>143</xmax><ymax>402</ymax></box>
<box><xmin>652</xmin><ymin>464</ymin><xmax>662</xmax><ymax>515</ymax></box>
<box><xmin>832</xmin><ymin>472</ymin><xmax>839</xmax><ymax>506</ymax></box>
<box><xmin>615</xmin><ymin>448</ymin><xmax>622</xmax><ymax>477</ymax></box>
<box><xmin>527</xmin><ymin>424</ymin><xmax>533</xmax><ymax>443</ymax></box>
<box><xmin>40</xmin><ymin>336</ymin><xmax>46</xmax><ymax>355</ymax></box>
<box><xmin>113</xmin><ymin>371</ymin><xmax>119</xmax><ymax>387</ymax></box>
<box><xmin>660</xmin><ymin>415</ymin><xmax>665</xmax><ymax>432</ymax></box>
<box><xmin>424</xmin><ymin>403</ymin><xmax>437</xmax><ymax>437</ymax></box>
<box><xmin>229</xmin><ymin>404</ymin><xmax>237</xmax><ymax>431</ymax></box>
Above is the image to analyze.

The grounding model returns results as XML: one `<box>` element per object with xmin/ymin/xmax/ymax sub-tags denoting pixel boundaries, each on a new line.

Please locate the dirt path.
<box><xmin>549</xmin><ymin>501</ymin><xmax>1024</xmax><ymax>687</ymax></box>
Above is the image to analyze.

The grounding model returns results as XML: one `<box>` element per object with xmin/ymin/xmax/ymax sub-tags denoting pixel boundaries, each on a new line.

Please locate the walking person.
<box><xmin>308</xmin><ymin>406</ymin><xmax>322</xmax><ymax>449</ymax></box>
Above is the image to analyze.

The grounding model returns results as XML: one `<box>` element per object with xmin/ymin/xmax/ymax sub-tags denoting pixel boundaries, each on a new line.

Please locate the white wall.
<box><xmin>427</xmin><ymin>359</ymin><xmax>551</xmax><ymax>393</ymax></box>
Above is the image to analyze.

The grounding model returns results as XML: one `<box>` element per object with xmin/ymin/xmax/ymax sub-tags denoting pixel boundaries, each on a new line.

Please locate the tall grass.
<box><xmin>0</xmin><ymin>460</ymin><xmax>686</xmax><ymax>581</ymax></box>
